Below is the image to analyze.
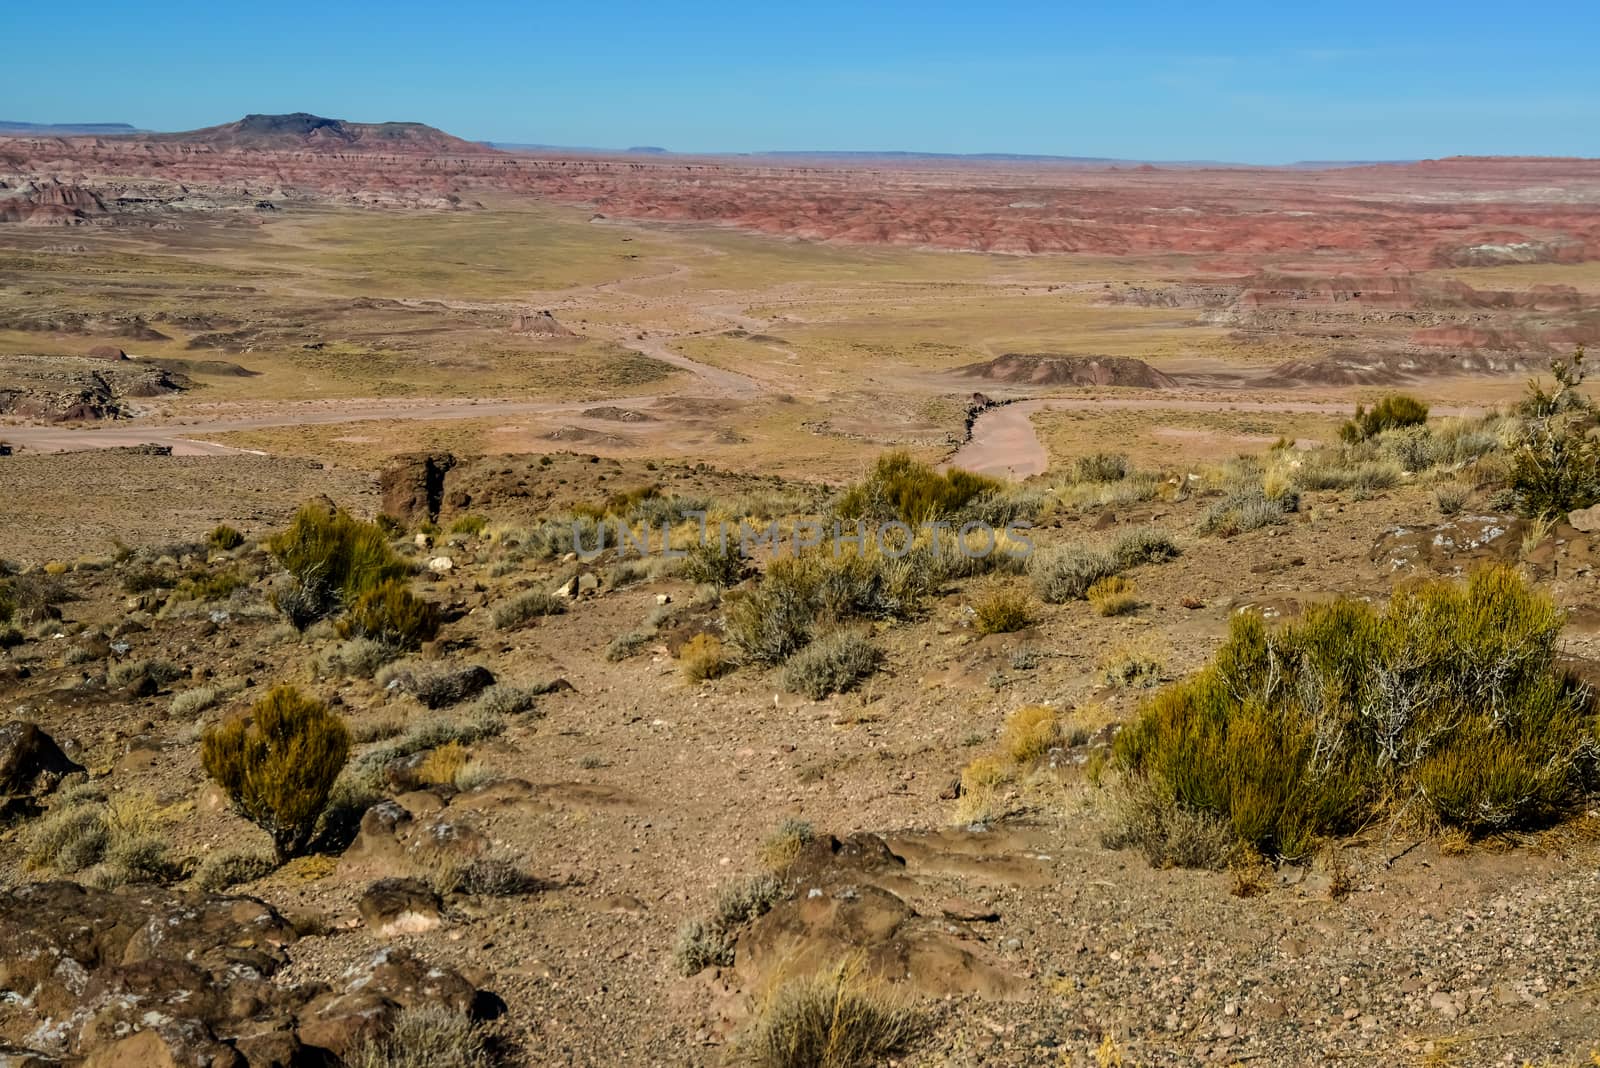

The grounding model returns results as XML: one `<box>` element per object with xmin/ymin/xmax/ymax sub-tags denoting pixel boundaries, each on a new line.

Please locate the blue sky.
<box><xmin>8</xmin><ymin>1</ymin><xmax>1598</xmax><ymax>162</ymax></box>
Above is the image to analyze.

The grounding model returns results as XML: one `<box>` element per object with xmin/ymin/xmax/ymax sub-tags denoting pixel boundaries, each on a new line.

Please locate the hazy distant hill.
<box><xmin>0</xmin><ymin>121</ymin><xmax>139</xmax><ymax>136</ymax></box>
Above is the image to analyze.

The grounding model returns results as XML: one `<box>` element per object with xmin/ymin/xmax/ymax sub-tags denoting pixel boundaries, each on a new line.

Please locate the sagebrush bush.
<box><xmin>1435</xmin><ymin>481</ymin><xmax>1472</xmax><ymax>516</ymax></box>
<box><xmin>750</xmin><ymin>959</ymin><xmax>922</xmax><ymax>1068</ymax></box>
<box><xmin>313</xmin><ymin>637</ymin><xmax>396</xmax><ymax>680</ymax></box>
<box><xmin>267</xmin><ymin>504</ymin><xmax>407</xmax><ymax>627</ymax></box>
<box><xmin>681</xmin><ymin>633</ymin><xmax>734</xmax><ymax>682</ymax></box>
<box><xmin>335</xmin><ymin>579</ymin><xmax>440</xmax><ymax>650</ymax></box>
<box><xmin>725</xmin><ymin>547</ymin><xmax>935</xmax><ymax>664</ymax></box>
<box><xmin>1027</xmin><ymin>544</ymin><xmax>1119</xmax><ymax>603</ymax></box>
<box><xmin>1340</xmin><ymin>393</ymin><xmax>1429</xmax><ymax>443</ymax></box>
<box><xmin>170</xmin><ymin>686</ymin><xmax>220</xmax><ymax>719</ymax></box>
<box><xmin>1072</xmin><ymin>451</ymin><xmax>1130</xmax><ymax>484</ymax></box>
<box><xmin>675</xmin><ymin>873</ymin><xmax>786</xmax><ymax>976</ymax></box>
<box><xmin>780</xmin><ymin>631</ymin><xmax>882</xmax><ymax>699</ymax></box>
<box><xmin>972</xmin><ymin>587</ymin><xmax>1035</xmax><ymax>634</ymax></box>
<box><xmin>344</xmin><ymin>1005</ymin><xmax>489</xmax><ymax>1068</ymax></box>
<box><xmin>492</xmin><ymin>589</ymin><xmax>566</xmax><ymax>629</ymax></box>
<box><xmin>1109</xmin><ymin>526</ymin><xmax>1179</xmax><ymax>569</ymax></box>
<box><xmin>25</xmin><ymin>793</ymin><xmax>173</xmax><ymax>886</ymax></box>
<box><xmin>201</xmin><ymin>685</ymin><xmax>351</xmax><ymax>862</ymax></box>
<box><xmin>1087</xmin><ymin>575</ymin><xmax>1138</xmax><ymax>617</ymax></box>
<box><xmin>470</xmin><ymin>683</ymin><xmax>538</xmax><ymax>718</ymax></box>
<box><xmin>1197</xmin><ymin>488</ymin><xmax>1295</xmax><ymax>537</ymax></box>
<box><xmin>834</xmin><ymin>450</ymin><xmax>1001</xmax><ymax>524</ymax></box>
<box><xmin>193</xmin><ymin>846</ymin><xmax>276</xmax><ymax>891</ymax></box>
<box><xmin>606</xmin><ymin>629</ymin><xmax>653</xmax><ymax>661</ymax></box>
<box><xmin>1112</xmin><ymin>567</ymin><xmax>1599</xmax><ymax>861</ymax></box>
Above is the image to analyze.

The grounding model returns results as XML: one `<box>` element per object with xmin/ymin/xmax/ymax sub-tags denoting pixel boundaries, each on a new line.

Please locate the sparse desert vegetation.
<box><xmin>2</xmin><ymin>115</ymin><xmax>1599</xmax><ymax>1068</ymax></box>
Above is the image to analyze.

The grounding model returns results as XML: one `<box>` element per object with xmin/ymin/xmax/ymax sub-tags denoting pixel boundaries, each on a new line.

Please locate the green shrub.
<box><xmin>336</xmin><ymin>579</ymin><xmax>440</xmax><ymax>650</ymax></box>
<box><xmin>1112</xmin><ymin>567</ymin><xmax>1597</xmax><ymax>862</ymax></box>
<box><xmin>1027</xmin><ymin>545</ymin><xmax>1119</xmax><ymax>603</ymax></box>
<box><xmin>1340</xmin><ymin>393</ymin><xmax>1429</xmax><ymax>443</ymax></box>
<box><xmin>492</xmin><ymin>589</ymin><xmax>566</xmax><ymax>629</ymax></box>
<box><xmin>1072</xmin><ymin>451</ymin><xmax>1130</xmax><ymax>484</ymax></box>
<box><xmin>780</xmin><ymin>631</ymin><xmax>882</xmax><ymax>699</ymax></box>
<box><xmin>201</xmin><ymin>686</ymin><xmax>351</xmax><ymax>862</ymax></box>
<box><xmin>1511</xmin><ymin>411</ymin><xmax>1600</xmax><ymax>518</ymax></box>
<box><xmin>448</xmin><ymin>514</ymin><xmax>489</xmax><ymax>537</ymax></box>
<box><xmin>207</xmin><ymin>525</ymin><xmax>245</xmax><ymax>552</ymax></box>
<box><xmin>681</xmin><ymin>539</ymin><xmax>748</xmax><ymax>587</ymax></box>
<box><xmin>267</xmin><ymin>503</ymin><xmax>408</xmax><ymax>627</ymax></box>
<box><xmin>173</xmin><ymin>568</ymin><xmax>249</xmax><ymax>603</ymax></box>
<box><xmin>972</xmin><ymin>588</ymin><xmax>1035</xmax><ymax>634</ymax></box>
<box><xmin>834</xmin><ymin>450</ymin><xmax>1001</xmax><ymax>525</ymax></box>
<box><xmin>606</xmin><ymin>629</ymin><xmax>653</xmax><ymax>661</ymax></box>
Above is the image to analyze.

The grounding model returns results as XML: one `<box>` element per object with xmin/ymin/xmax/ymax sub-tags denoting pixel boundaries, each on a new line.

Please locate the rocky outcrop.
<box><xmin>0</xmin><ymin>722</ymin><xmax>83</xmax><ymax>815</ymax></box>
<box><xmin>378</xmin><ymin>452</ymin><xmax>456</xmax><ymax>524</ymax></box>
<box><xmin>0</xmin><ymin>882</ymin><xmax>492</xmax><ymax>1065</ymax></box>
<box><xmin>513</xmin><ymin>309</ymin><xmax>575</xmax><ymax>336</ymax></box>
<box><xmin>0</xmin><ymin>180</ymin><xmax>106</xmax><ymax>225</ymax></box>
<box><xmin>0</xmin><ymin>356</ymin><xmax>186</xmax><ymax>422</ymax></box>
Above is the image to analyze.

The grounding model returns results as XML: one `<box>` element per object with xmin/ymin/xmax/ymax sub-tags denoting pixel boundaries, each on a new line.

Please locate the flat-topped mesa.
<box><xmin>130</xmin><ymin>112</ymin><xmax>498</xmax><ymax>155</ymax></box>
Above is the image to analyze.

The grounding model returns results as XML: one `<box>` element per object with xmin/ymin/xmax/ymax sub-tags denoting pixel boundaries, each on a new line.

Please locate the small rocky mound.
<box><xmin>1264</xmin><ymin>349</ymin><xmax>1546</xmax><ymax>386</ymax></box>
<box><xmin>1370</xmin><ymin>514</ymin><xmax>1526</xmax><ymax>574</ymax></box>
<box><xmin>957</xmin><ymin>353</ymin><xmax>1179</xmax><ymax>389</ymax></box>
<box><xmin>580</xmin><ymin>405</ymin><xmax>655</xmax><ymax>422</ymax></box>
<box><xmin>513</xmin><ymin>309</ymin><xmax>576</xmax><ymax>336</ymax></box>
<box><xmin>85</xmin><ymin>344</ymin><xmax>127</xmax><ymax>360</ymax></box>
<box><xmin>0</xmin><ymin>721</ymin><xmax>83</xmax><ymax>817</ymax></box>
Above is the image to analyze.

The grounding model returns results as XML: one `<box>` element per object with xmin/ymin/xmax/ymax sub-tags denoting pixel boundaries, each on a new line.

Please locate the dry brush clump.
<box><xmin>972</xmin><ymin>586</ymin><xmax>1035</xmax><ymax>634</ymax></box>
<box><xmin>680</xmin><ymin>633</ymin><xmax>735</xmax><ymax>682</ymax></box>
<box><xmin>747</xmin><ymin>958</ymin><xmax>922</xmax><ymax>1068</ymax></box>
<box><xmin>201</xmin><ymin>685</ymin><xmax>352</xmax><ymax>862</ymax></box>
<box><xmin>1087</xmin><ymin>576</ymin><xmax>1139</xmax><ymax>617</ymax></box>
<box><xmin>1110</xmin><ymin>566</ymin><xmax>1600</xmax><ymax>864</ymax></box>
